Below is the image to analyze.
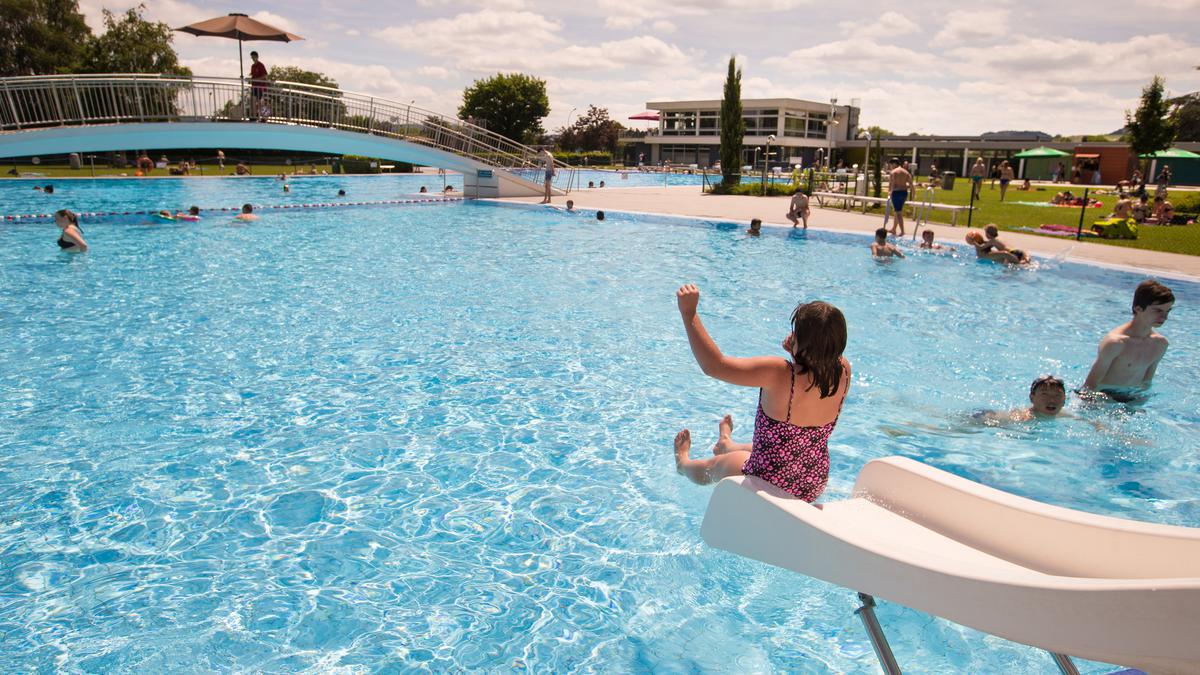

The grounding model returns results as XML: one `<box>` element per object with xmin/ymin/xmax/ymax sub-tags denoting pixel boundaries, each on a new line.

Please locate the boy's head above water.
<box><xmin>1132</xmin><ymin>279</ymin><xmax>1174</xmax><ymax>325</ymax></box>
<box><xmin>874</xmin><ymin>227</ymin><xmax>887</xmax><ymax>242</ymax></box>
<box><xmin>984</xmin><ymin>224</ymin><xmax>999</xmax><ymax>238</ymax></box>
<box><xmin>1029</xmin><ymin>375</ymin><xmax>1066</xmax><ymax>416</ymax></box>
<box><xmin>921</xmin><ymin>230</ymin><xmax>934</xmax><ymax>242</ymax></box>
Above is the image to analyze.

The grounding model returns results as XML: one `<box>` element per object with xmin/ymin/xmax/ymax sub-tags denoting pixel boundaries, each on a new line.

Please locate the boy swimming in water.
<box><xmin>1082</xmin><ymin>279</ymin><xmax>1173</xmax><ymax>401</ymax></box>
<box><xmin>747</xmin><ymin>218</ymin><xmax>762</xmax><ymax>236</ymax></box>
<box><xmin>974</xmin><ymin>375</ymin><xmax>1067</xmax><ymax>423</ymax></box>
<box><xmin>871</xmin><ymin>228</ymin><xmax>904</xmax><ymax>258</ymax></box>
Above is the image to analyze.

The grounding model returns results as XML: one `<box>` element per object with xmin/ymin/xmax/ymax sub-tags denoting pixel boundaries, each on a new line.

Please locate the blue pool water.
<box><xmin>1</xmin><ymin>181</ymin><xmax>1197</xmax><ymax>673</ymax></box>
<box><xmin>0</xmin><ymin>171</ymin><xmax>706</xmax><ymax>217</ymax></box>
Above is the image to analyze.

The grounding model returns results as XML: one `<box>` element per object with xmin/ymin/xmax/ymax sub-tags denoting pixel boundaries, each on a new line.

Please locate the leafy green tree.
<box><xmin>0</xmin><ymin>0</ymin><xmax>90</xmax><ymax>76</ymax></box>
<box><xmin>1169</xmin><ymin>92</ymin><xmax>1200</xmax><ymax>142</ymax></box>
<box><xmin>269</xmin><ymin>66</ymin><xmax>338</xmax><ymax>89</ymax></box>
<box><xmin>80</xmin><ymin>6</ymin><xmax>191</xmax><ymax>76</ymax></box>
<box><xmin>557</xmin><ymin>105</ymin><xmax>624</xmax><ymax>153</ymax></box>
<box><xmin>872</xmin><ymin>133</ymin><xmax>883</xmax><ymax>198</ymax></box>
<box><xmin>1125</xmin><ymin>76</ymin><xmax>1177</xmax><ymax>177</ymax></box>
<box><xmin>458</xmin><ymin>73</ymin><xmax>549</xmax><ymax>144</ymax></box>
<box><xmin>858</xmin><ymin>125</ymin><xmax>893</xmax><ymax>139</ymax></box>
<box><xmin>719</xmin><ymin>56</ymin><xmax>745</xmax><ymax>185</ymax></box>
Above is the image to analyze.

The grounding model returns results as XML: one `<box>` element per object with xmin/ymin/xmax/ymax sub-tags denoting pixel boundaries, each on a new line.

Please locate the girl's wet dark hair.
<box><xmin>55</xmin><ymin>208</ymin><xmax>78</xmax><ymax>225</ymax></box>
<box><xmin>790</xmin><ymin>300</ymin><xmax>847</xmax><ymax>398</ymax></box>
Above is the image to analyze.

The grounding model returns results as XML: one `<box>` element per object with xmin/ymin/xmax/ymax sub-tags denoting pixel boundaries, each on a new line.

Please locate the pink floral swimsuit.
<box><xmin>741</xmin><ymin>363</ymin><xmax>843</xmax><ymax>502</ymax></box>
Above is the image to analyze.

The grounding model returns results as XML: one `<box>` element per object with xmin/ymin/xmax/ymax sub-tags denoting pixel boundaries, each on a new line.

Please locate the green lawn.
<box><xmin>842</xmin><ymin>180</ymin><xmax>1200</xmax><ymax>257</ymax></box>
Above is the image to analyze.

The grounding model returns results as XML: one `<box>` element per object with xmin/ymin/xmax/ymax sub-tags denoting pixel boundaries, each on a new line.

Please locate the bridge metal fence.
<box><xmin>0</xmin><ymin>74</ymin><xmax>575</xmax><ymax>192</ymax></box>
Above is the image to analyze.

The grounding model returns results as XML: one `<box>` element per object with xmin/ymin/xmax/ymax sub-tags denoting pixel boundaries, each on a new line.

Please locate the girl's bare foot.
<box><xmin>673</xmin><ymin>429</ymin><xmax>691</xmax><ymax>473</ymax></box>
<box><xmin>712</xmin><ymin>415</ymin><xmax>736</xmax><ymax>454</ymax></box>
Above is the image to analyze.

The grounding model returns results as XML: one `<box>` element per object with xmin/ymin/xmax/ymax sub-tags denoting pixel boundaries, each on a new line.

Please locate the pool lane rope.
<box><xmin>2</xmin><ymin>197</ymin><xmax>465</xmax><ymax>223</ymax></box>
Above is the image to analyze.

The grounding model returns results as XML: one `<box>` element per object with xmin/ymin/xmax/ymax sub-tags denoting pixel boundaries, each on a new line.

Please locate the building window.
<box><xmin>663</xmin><ymin>111</ymin><xmax>697</xmax><ymax>136</ymax></box>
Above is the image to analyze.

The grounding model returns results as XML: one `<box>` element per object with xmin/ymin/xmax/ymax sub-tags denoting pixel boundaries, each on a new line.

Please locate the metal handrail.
<box><xmin>0</xmin><ymin>73</ymin><xmax>575</xmax><ymax>191</ymax></box>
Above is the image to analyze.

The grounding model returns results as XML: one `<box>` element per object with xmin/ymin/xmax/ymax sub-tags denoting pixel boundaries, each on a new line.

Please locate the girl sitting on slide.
<box><xmin>672</xmin><ymin>284</ymin><xmax>851</xmax><ymax>502</ymax></box>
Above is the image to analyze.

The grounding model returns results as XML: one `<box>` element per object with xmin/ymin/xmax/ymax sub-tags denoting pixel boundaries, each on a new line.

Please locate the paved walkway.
<box><xmin>507</xmin><ymin>186</ymin><xmax>1200</xmax><ymax>280</ymax></box>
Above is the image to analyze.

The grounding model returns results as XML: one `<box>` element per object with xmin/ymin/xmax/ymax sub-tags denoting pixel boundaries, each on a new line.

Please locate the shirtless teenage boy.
<box><xmin>1082</xmin><ymin>279</ymin><xmax>1173</xmax><ymax>399</ymax></box>
<box><xmin>871</xmin><ymin>227</ymin><xmax>904</xmax><ymax>258</ymax></box>
<box><xmin>786</xmin><ymin>189</ymin><xmax>810</xmax><ymax>229</ymax></box>
<box><xmin>888</xmin><ymin>159</ymin><xmax>912</xmax><ymax>237</ymax></box>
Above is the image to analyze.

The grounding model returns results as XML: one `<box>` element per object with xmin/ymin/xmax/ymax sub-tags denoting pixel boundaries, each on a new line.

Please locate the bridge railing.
<box><xmin>0</xmin><ymin>74</ymin><xmax>575</xmax><ymax>191</ymax></box>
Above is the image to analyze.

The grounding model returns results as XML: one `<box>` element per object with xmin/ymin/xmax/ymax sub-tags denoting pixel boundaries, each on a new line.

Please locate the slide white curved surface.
<box><xmin>700</xmin><ymin>456</ymin><xmax>1200</xmax><ymax>674</ymax></box>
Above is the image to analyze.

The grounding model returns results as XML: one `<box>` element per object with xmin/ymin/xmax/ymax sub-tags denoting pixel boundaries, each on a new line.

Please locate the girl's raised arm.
<box><xmin>677</xmin><ymin>284</ymin><xmax>785</xmax><ymax>388</ymax></box>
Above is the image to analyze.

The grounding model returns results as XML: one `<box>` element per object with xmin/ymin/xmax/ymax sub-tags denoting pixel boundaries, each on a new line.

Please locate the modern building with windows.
<box><xmin>640</xmin><ymin>98</ymin><xmax>859</xmax><ymax>169</ymax></box>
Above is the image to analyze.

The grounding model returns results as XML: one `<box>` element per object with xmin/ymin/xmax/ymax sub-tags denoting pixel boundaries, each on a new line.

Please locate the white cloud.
<box><xmin>763</xmin><ymin>38</ymin><xmax>938</xmax><ymax>73</ymax></box>
<box><xmin>1133</xmin><ymin>0</ymin><xmax>1200</xmax><ymax>7</ymax></box>
<box><xmin>373</xmin><ymin>10</ymin><xmax>563</xmax><ymax>61</ymax></box>
<box><xmin>418</xmin><ymin>66</ymin><xmax>454</xmax><ymax>78</ymax></box>
<box><xmin>839</xmin><ymin>11</ymin><xmax>920</xmax><ymax>39</ymax></box>
<box><xmin>651</xmin><ymin>20</ymin><xmax>677</xmax><ymax>34</ymax></box>
<box><xmin>418</xmin><ymin>0</ymin><xmax>529</xmax><ymax>7</ymax></box>
<box><xmin>250</xmin><ymin>11</ymin><xmax>301</xmax><ymax>35</ymax></box>
<box><xmin>934</xmin><ymin>9</ymin><xmax>1009</xmax><ymax>44</ymax></box>
<box><xmin>597</xmin><ymin>0</ymin><xmax>809</xmax><ymax>29</ymax></box>
<box><xmin>949</xmin><ymin>33</ymin><xmax>1200</xmax><ymax>86</ymax></box>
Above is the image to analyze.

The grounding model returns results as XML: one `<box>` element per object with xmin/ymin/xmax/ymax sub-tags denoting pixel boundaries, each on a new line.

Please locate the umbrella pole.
<box><xmin>239</xmin><ymin>38</ymin><xmax>245</xmax><ymax>120</ymax></box>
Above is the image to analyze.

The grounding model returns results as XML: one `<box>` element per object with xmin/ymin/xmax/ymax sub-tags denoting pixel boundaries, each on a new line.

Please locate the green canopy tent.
<box><xmin>1013</xmin><ymin>147</ymin><xmax>1071</xmax><ymax>158</ymax></box>
<box><xmin>1013</xmin><ymin>147</ymin><xmax>1070</xmax><ymax>181</ymax></box>
<box><xmin>1139</xmin><ymin>148</ymin><xmax>1200</xmax><ymax>185</ymax></box>
<box><xmin>1138</xmin><ymin>148</ymin><xmax>1200</xmax><ymax>159</ymax></box>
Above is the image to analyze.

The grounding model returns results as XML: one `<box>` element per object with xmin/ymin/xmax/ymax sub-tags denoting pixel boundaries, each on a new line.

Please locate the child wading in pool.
<box><xmin>672</xmin><ymin>284</ymin><xmax>851</xmax><ymax>502</ymax></box>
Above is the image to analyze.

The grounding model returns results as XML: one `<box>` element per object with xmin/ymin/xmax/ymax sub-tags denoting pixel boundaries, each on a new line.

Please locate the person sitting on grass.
<box><xmin>1150</xmin><ymin>196</ymin><xmax>1174</xmax><ymax>225</ymax></box>
<box><xmin>786</xmin><ymin>189</ymin><xmax>810</xmax><ymax>229</ymax></box>
<box><xmin>973</xmin><ymin>376</ymin><xmax>1071</xmax><ymax>424</ymax></box>
<box><xmin>1111</xmin><ymin>195</ymin><xmax>1133</xmax><ymax>220</ymax></box>
<box><xmin>1017</xmin><ymin>178</ymin><xmax>1032</xmax><ymax>191</ymax></box>
<box><xmin>234</xmin><ymin>203</ymin><xmax>258</xmax><ymax>222</ymax></box>
<box><xmin>1131</xmin><ymin>194</ymin><xmax>1150</xmax><ymax>224</ymax></box>
<box><xmin>871</xmin><ymin>227</ymin><xmax>904</xmax><ymax>258</ymax></box>
<box><xmin>1081</xmin><ymin>279</ymin><xmax>1173</xmax><ymax>402</ymax></box>
<box><xmin>747</xmin><ymin>218</ymin><xmax>762</xmax><ymax>237</ymax></box>
<box><xmin>966</xmin><ymin>229</ymin><xmax>1029</xmax><ymax>265</ymax></box>
<box><xmin>918</xmin><ymin>229</ymin><xmax>944</xmax><ymax>250</ymax></box>
<box><xmin>671</xmin><ymin>284</ymin><xmax>851</xmax><ymax>503</ymax></box>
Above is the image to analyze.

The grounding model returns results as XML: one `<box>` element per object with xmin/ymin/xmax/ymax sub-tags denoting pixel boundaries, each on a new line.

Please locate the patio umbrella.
<box><xmin>1012</xmin><ymin>146</ymin><xmax>1070</xmax><ymax>158</ymax></box>
<box><xmin>176</xmin><ymin>13</ymin><xmax>303</xmax><ymax>86</ymax></box>
<box><xmin>628</xmin><ymin>111</ymin><xmax>660</xmax><ymax>121</ymax></box>
<box><xmin>1138</xmin><ymin>148</ymin><xmax>1200</xmax><ymax>159</ymax></box>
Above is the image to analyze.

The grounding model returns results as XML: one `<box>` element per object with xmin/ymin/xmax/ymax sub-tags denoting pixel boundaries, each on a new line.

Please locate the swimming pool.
<box><xmin>1</xmin><ymin>183</ymin><xmax>1197</xmax><ymax>672</ymax></box>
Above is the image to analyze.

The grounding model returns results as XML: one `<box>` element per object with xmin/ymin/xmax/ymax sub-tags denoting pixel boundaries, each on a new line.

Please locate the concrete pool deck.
<box><xmin>506</xmin><ymin>186</ymin><xmax>1200</xmax><ymax>280</ymax></box>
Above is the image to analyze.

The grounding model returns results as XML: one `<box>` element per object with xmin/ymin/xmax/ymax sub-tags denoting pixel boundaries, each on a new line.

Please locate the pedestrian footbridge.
<box><xmin>0</xmin><ymin>74</ymin><xmax>575</xmax><ymax>197</ymax></box>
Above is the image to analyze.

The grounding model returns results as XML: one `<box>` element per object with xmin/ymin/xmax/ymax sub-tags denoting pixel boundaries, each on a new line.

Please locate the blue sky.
<box><xmin>80</xmin><ymin>0</ymin><xmax>1200</xmax><ymax>136</ymax></box>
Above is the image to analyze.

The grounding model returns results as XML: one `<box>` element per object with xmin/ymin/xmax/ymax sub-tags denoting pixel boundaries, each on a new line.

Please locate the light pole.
<box><xmin>862</xmin><ymin>130</ymin><xmax>871</xmax><ymax>196</ymax></box>
<box><xmin>828</xmin><ymin>97</ymin><xmax>838</xmax><ymax>170</ymax></box>
<box><xmin>762</xmin><ymin>134</ymin><xmax>775</xmax><ymax>195</ymax></box>
<box><xmin>753</xmin><ymin>147</ymin><xmax>761</xmax><ymax>175</ymax></box>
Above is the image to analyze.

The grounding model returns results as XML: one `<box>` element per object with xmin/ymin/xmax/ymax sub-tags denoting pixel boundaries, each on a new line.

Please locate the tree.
<box><xmin>858</xmin><ymin>125</ymin><xmax>893</xmax><ymax>139</ymax></box>
<box><xmin>1125</xmin><ymin>76</ymin><xmax>1177</xmax><ymax>177</ymax></box>
<box><xmin>80</xmin><ymin>6</ymin><xmax>191</xmax><ymax>76</ymax></box>
<box><xmin>557</xmin><ymin>105</ymin><xmax>624</xmax><ymax>153</ymax></box>
<box><xmin>1169</xmin><ymin>92</ymin><xmax>1200</xmax><ymax>142</ymax></box>
<box><xmin>458</xmin><ymin>73</ymin><xmax>549</xmax><ymax>144</ymax></box>
<box><xmin>269</xmin><ymin>66</ymin><xmax>338</xmax><ymax>90</ymax></box>
<box><xmin>719</xmin><ymin>56</ymin><xmax>745</xmax><ymax>185</ymax></box>
<box><xmin>0</xmin><ymin>0</ymin><xmax>90</xmax><ymax>76</ymax></box>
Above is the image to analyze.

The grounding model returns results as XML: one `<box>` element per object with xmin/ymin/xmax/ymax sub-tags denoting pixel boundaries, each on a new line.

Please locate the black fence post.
<box><xmin>1075</xmin><ymin>188</ymin><xmax>1090</xmax><ymax>241</ymax></box>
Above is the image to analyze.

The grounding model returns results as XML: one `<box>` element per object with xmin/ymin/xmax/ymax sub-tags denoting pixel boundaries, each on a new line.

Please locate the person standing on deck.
<box><xmin>539</xmin><ymin>149</ymin><xmax>556</xmax><ymax>204</ymax></box>
<box><xmin>888</xmin><ymin>159</ymin><xmax>912</xmax><ymax>237</ymax></box>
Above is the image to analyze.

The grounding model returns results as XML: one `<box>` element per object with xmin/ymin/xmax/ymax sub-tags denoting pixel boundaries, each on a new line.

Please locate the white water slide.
<box><xmin>701</xmin><ymin>457</ymin><xmax>1200</xmax><ymax>674</ymax></box>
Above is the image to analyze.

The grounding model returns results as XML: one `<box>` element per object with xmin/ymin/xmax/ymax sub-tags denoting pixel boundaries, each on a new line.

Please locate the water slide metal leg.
<box><xmin>855</xmin><ymin>593</ymin><xmax>902</xmax><ymax>675</ymax></box>
<box><xmin>1049</xmin><ymin>652</ymin><xmax>1080</xmax><ymax>675</ymax></box>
